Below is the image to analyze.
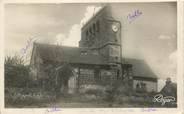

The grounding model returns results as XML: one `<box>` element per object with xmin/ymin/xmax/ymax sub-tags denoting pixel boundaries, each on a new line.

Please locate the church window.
<box><xmin>115</xmin><ymin>56</ymin><xmax>118</xmax><ymax>60</ymax></box>
<box><xmin>96</xmin><ymin>20</ymin><xmax>100</xmax><ymax>32</ymax></box>
<box><xmin>89</xmin><ymin>27</ymin><xmax>92</xmax><ymax>34</ymax></box>
<box><xmin>80</xmin><ymin>69</ymin><xmax>94</xmax><ymax>84</ymax></box>
<box><xmin>81</xmin><ymin>51</ymin><xmax>87</xmax><ymax>55</ymax></box>
<box><xmin>109</xmin><ymin>46</ymin><xmax>120</xmax><ymax>57</ymax></box>
<box><xmin>136</xmin><ymin>82</ymin><xmax>147</xmax><ymax>92</ymax></box>
<box><xmin>94</xmin><ymin>69</ymin><xmax>101</xmax><ymax>81</ymax></box>
<box><xmin>86</xmin><ymin>30</ymin><xmax>89</xmax><ymax>36</ymax></box>
<box><xmin>93</xmin><ymin>23</ymin><xmax>96</xmax><ymax>34</ymax></box>
<box><xmin>115</xmin><ymin>39</ymin><xmax>118</xmax><ymax>42</ymax></box>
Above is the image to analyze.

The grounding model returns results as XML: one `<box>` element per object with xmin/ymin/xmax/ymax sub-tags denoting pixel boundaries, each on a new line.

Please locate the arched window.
<box><xmin>93</xmin><ymin>23</ymin><xmax>96</xmax><ymax>34</ymax></box>
<box><xmin>86</xmin><ymin>30</ymin><xmax>88</xmax><ymax>36</ymax></box>
<box><xmin>89</xmin><ymin>27</ymin><xmax>92</xmax><ymax>34</ymax></box>
<box><xmin>96</xmin><ymin>20</ymin><xmax>100</xmax><ymax>32</ymax></box>
<box><xmin>115</xmin><ymin>38</ymin><xmax>118</xmax><ymax>42</ymax></box>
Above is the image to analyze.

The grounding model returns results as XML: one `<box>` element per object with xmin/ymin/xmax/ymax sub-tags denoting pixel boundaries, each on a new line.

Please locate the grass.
<box><xmin>5</xmin><ymin>86</ymin><xmax>177</xmax><ymax>108</ymax></box>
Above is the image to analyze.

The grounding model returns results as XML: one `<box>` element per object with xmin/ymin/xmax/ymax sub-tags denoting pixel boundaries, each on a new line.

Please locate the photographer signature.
<box><xmin>153</xmin><ymin>94</ymin><xmax>175</xmax><ymax>106</ymax></box>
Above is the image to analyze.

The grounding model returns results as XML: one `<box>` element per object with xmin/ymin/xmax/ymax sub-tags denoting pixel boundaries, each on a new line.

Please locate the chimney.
<box><xmin>166</xmin><ymin>77</ymin><xmax>172</xmax><ymax>85</ymax></box>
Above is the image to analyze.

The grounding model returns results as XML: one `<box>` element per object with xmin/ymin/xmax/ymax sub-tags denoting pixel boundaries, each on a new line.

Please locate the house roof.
<box><xmin>124</xmin><ymin>58</ymin><xmax>157</xmax><ymax>79</ymax></box>
<box><xmin>34</xmin><ymin>43</ymin><xmax>108</xmax><ymax>65</ymax></box>
<box><xmin>160</xmin><ymin>82</ymin><xmax>177</xmax><ymax>97</ymax></box>
<box><xmin>32</xmin><ymin>43</ymin><xmax>157</xmax><ymax>79</ymax></box>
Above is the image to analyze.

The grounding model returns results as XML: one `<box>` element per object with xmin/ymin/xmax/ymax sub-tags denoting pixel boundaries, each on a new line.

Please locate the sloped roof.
<box><xmin>124</xmin><ymin>58</ymin><xmax>157</xmax><ymax>79</ymax></box>
<box><xmin>160</xmin><ymin>82</ymin><xmax>177</xmax><ymax>97</ymax></box>
<box><xmin>34</xmin><ymin>43</ymin><xmax>108</xmax><ymax>65</ymax></box>
<box><xmin>32</xmin><ymin>43</ymin><xmax>157</xmax><ymax>79</ymax></box>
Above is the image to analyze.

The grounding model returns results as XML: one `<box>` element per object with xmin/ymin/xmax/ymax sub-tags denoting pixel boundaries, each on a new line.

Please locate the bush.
<box><xmin>78</xmin><ymin>85</ymin><xmax>107</xmax><ymax>101</ymax></box>
<box><xmin>5</xmin><ymin>55</ymin><xmax>31</xmax><ymax>88</ymax></box>
<box><xmin>5</xmin><ymin>87</ymin><xmax>56</xmax><ymax>106</ymax></box>
<box><xmin>79</xmin><ymin>85</ymin><xmax>106</xmax><ymax>95</ymax></box>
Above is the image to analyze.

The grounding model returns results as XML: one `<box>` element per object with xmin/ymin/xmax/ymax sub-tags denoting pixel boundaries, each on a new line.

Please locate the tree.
<box><xmin>54</xmin><ymin>63</ymin><xmax>73</xmax><ymax>97</ymax></box>
<box><xmin>5</xmin><ymin>55</ymin><xmax>30</xmax><ymax>88</ymax></box>
<box><xmin>5</xmin><ymin>54</ymin><xmax>25</xmax><ymax>66</ymax></box>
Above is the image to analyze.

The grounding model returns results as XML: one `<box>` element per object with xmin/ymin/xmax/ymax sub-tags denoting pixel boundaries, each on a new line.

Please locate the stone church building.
<box><xmin>30</xmin><ymin>5</ymin><xmax>158</xmax><ymax>93</ymax></box>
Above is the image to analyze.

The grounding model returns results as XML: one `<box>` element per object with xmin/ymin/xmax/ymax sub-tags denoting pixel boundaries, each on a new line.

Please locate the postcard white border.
<box><xmin>0</xmin><ymin>0</ymin><xmax>183</xmax><ymax>114</ymax></box>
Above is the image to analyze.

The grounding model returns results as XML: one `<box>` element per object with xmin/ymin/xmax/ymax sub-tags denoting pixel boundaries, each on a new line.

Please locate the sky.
<box><xmin>4</xmin><ymin>3</ymin><xmax>177</xmax><ymax>90</ymax></box>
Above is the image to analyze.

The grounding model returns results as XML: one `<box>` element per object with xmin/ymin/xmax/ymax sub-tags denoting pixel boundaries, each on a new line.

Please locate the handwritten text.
<box><xmin>127</xmin><ymin>9</ymin><xmax>142</xmax><ymax>24</ymax></box>
<box><xmin>142</xmin><ymin>108</ymin><xmax>157</xmax><ymax>112</ymax></box>
<box><xmin>45</xmin><ymin>106</ymin><xmax>61</xmax><ymax>114</ymax></box>
<box><xmin>20</xmin><ymin>37</ymin><xmax>36</xmax><ymax>55</ymax></box>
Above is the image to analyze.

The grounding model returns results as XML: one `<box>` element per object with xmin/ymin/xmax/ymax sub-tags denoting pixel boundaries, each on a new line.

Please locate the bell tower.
<box><xmin>79</xmin><ymin>5</ymin><xmax>123</xmax><ymax>80</ymax></box>
<box><xmin>102</xmin><ymin>19</ymin><xmax>122</xmax><ymax>64</ymax></box>
<box><xmin>79</xmin><ymin>6</ymin><xmax>122</xmax><ymax>65</ymax></box>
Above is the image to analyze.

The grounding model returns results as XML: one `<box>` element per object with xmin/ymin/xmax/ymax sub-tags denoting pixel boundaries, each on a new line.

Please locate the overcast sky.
<box><xmin>4</xmin><ymin>3</ymin><xmax>177</xmax><ymax>88</ymax></box>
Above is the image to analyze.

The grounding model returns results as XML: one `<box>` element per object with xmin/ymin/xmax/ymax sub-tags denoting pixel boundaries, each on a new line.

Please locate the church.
<box><xmin>30</xmin><ymin>5</ymin><xmax>158</xmax><ymax>93</ymax></box>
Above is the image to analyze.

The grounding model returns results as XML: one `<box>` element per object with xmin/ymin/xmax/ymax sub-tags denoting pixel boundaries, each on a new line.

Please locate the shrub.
<box><xmin>79</xmin><ymin>85</ymin><xmax>106</xmax><ymax>95</ymax></box>
<box><xmin>5</xmin><ymin>87</ymin><xmax>56</xmax><ymax>106</ymax></box>
<box><xmin>5</xmin><ymin>55</ymin><xmax>31</xmax><ymax>88</ymax></box>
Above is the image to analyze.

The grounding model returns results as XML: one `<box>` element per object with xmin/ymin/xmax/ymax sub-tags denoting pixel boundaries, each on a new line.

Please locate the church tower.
<box><xmin>79</xmin><ymin>5</ymin><xmax>122</xmax><ymax>65</ymax></box>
